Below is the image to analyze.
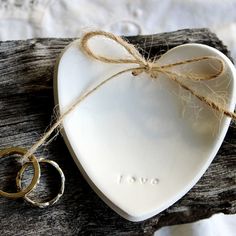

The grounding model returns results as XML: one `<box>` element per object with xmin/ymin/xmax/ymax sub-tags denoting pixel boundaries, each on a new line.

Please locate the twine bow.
<box><xmin>21</xmin><ymin>31</ymin><xmax>236</xmax><ymax>162</ymax></box>
<box><xmin>81</xmin><ymin>31</ymin><xmax>224</xmax><ymax>80</ymax></box>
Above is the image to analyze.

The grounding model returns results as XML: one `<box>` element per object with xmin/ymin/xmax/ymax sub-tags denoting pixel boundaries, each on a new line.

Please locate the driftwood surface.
<box><xmin>0</xmin><ymin>28</ymin><xmax>235</xmax><ymax>236</ymax></box>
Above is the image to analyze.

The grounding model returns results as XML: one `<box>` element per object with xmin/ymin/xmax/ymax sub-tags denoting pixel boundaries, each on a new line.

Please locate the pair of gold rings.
<box><xmin>0</xmin><ymin>147</ymin><xmax>65</xmax><ymax>208</ymax></box>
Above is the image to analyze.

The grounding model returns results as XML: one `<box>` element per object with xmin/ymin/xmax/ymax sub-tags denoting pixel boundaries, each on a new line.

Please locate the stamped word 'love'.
<box><xmin>117</xmin><ymin>174</ymin><xmax>160</xmax><ymax>185</ymax></box>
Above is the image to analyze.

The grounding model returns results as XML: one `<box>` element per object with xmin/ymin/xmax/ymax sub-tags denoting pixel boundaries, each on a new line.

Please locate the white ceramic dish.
<box><xmin>54</xmin><ymin>37</ymin><xmax>236</xmax><ymax>221</ymax></box>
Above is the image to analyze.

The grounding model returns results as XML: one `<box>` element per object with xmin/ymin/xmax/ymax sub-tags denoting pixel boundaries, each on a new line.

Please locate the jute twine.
<box><xmin>21</xmin><ymin>30</ymin><xmax>236</xmax><ymax>162</ymax></box>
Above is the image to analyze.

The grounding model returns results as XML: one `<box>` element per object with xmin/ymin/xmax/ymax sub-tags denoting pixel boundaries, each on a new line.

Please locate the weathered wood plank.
<box><xmin>0</xmin><ymin>28</ymin><xmax>235</xmax><ymax>236</ymax></box>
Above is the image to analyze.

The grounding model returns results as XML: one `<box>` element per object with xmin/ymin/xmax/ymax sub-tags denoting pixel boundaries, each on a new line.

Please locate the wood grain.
<box><xmin>0</xmin><ymin>28</ymin><xmax>235</xmax><ymax>236</ymax></box>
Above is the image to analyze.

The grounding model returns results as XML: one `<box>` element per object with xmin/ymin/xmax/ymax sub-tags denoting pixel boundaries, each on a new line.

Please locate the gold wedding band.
<box><xmin>16</xmin><ymin>158</ymin><xmax>65</xmax><ymax>208</ymax></box>
<box><xmin>0</xmin><ymin>147</ymin><xmax>40</xmax><ymax>199</ymax></box>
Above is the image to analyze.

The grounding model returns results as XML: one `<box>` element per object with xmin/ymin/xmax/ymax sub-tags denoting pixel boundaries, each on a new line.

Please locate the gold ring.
<box><xmin>16</xmin><ymin>158</ymin><xmax>65</xmax><ymax>208</ymax></box>
<box><xmin>0</xmin><ymin>147</ymin><xmax>40</xmax><ymax>199</ymax></box>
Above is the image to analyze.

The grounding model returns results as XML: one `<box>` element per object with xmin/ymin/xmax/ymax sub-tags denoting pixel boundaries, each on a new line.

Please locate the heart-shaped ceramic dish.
<box><xmin>54</xmin><ymin>36</ymin><xmax>236</xmax><ymax>221</ymax></box>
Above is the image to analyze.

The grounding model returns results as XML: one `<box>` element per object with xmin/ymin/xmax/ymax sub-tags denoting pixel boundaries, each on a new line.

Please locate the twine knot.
<box><xmin>132</xmin><ymin>61</ymin><xmax>157</xmax><ymax>77</ymax></box>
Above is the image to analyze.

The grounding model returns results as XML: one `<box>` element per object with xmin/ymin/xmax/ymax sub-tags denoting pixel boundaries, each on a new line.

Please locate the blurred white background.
<box><xmin>0</xmin><ymin>0</ymin><xmax>236</xmax><ymax>59</ymax></box>
<box><xmin>0</xmin><ymin>0</ymin><xmax>235</xmax><ymax>235</ymax></box>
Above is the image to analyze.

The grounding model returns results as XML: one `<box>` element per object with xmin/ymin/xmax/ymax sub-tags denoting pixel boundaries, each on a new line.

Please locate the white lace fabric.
<box><xmin>0</xmin><ymin>0</ymin><xmax>49</xmax><ymax>21</ymax></box>
<box><xmin>0</xmin><ymin>0</ymin><xmax>236</xmax><ymax>59</ymax></box>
